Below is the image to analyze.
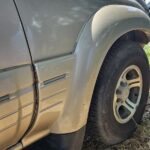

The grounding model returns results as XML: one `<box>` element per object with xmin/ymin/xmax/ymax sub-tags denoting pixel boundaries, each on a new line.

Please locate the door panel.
<box><xmin>14</xmin><ymin>0</ymin><xmax>143</xmax><ymax>62</ymax></box>
<box><xmin>14</xmin><ymin>0</ymin><xmax>101</xmax><ymax>145</ymax></box>
<box><xmin>0</xmin><ymin>0</ymin><xmax>34</xmax><ymax>149</ymax></box>
<box><xmin>22</xmin><ymin>55</ymin><xmax>74</xmax><ymax>146</ymax></box>
<box><xmin>14</xmin><ymin>0</ymin><xmax>103</xmax><ymax>62</ymax></box>
<box><xmin>0</xmin><ymin>66</ymin><xmax>34</xmax><ymax>150</ymax></box>
<box><xmin>0</xmin><ymin>1</ymin><xmax>31</xmax><ymax>70</ymax></box>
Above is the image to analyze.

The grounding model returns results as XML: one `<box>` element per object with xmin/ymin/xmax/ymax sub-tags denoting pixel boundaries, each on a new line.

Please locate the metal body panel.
<box><xmin>22</xmin><ymin>56</ymin><xmax>75</xmax><ymax>146</ymax></box>
<box><xmin>0</xmin><ymin>0</ymin><xmax>34</xmax><ymax>149</ymax></box>
<box><xmin>15</xmin><ymin>0</ymin><xmax>143</xmax><ymax>62</ymax></box>
<box><xmin>0</xmin><ymin>0</ymin><xmax>31</xmax><ymax>70</ymax></box>
<box><xmin>50</xmin><ymin>5</ymin><xmax>150</xmax><ymax>133</ymax></box>
<box><xmin>12</xmin><ymin>0</ymin><xmax>150</xmax><ymax>148</ymax></box>
<box><xmin>0</xmin><ymin>66</ymin><xmax>34</xmax><ymax>149</ymax></box>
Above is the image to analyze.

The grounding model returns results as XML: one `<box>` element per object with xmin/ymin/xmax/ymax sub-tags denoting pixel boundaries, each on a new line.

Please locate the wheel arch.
<box><xmin>50</xmin><ymin>4</ymin><xmax>150</xmax><ymax>134</ymax></box>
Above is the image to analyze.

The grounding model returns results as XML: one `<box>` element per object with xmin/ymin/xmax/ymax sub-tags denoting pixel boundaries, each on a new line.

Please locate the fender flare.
<box><xmin>51</xmin><ymin>5</ymin><xmax>150</xmax><ymax>133</ymax></box>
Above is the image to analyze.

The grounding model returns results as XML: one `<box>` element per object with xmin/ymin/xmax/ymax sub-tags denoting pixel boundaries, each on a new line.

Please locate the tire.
<box><xmin>87</xmin><ymin>41</ymin><xmax>149</xmax><ymax>145</ymax></box>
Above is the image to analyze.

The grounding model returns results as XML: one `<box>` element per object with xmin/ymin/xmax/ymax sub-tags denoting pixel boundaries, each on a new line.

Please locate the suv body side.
<box><xmin>0</xmin><ymin>0</ymin><xmax>35</xmax><ymax>149</ymax></box>
<box><xmin>14</xmin><ymin>0</ymin><xmax>150</xmax><ymax>148</ymax></box>
<box><xmin>0</xmin><ymin>0</ymin><xmax>150</xmax><ymax>149</ymax></box>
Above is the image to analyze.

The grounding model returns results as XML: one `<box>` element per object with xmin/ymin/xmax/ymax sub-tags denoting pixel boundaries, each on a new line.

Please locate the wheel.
<box><xmin>87</xmin><ymin>41</ymin><xmax>149</xmax><ymax>145</ymax></box>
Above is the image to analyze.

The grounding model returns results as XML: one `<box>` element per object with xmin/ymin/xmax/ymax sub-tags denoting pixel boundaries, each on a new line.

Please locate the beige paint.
<box><xmin>0</xmin><ymin>1</ymin><xmax>150</xmax><ymax>149</ymax></box>
<box><xmin>22</xmin><ymin>4</ymin><xmax>150</xmax><ymax>148</ymax></box>
<box><xmin>50</xmin><ymin>5</ymin><xmax>150</xmax><ymax>133</ymax></box>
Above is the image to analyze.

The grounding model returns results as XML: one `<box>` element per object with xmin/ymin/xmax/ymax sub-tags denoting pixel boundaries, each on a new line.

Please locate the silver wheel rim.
<box><xmin>113</xmin><ymin>65</ymin><xmax>143</xmax><ymax>124</ymax></box>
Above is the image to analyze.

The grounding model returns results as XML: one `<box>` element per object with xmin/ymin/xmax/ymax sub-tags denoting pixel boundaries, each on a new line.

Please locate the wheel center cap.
<box><xmin>121</xmin><ymin>87</ymin><xmax>129</xmax><ymax>100</ymax></box>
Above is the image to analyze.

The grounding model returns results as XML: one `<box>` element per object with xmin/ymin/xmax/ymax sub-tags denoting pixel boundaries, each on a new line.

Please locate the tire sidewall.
<box><xmin>95</xmin><ymin>42</ymin><xmax>149</xmax><ymax>144</ymax></box>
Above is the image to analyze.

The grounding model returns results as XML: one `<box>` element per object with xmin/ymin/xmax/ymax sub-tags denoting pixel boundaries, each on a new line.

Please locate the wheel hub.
<box><xmin>113</xmin><ymin>65</ymin><xmax>142</xmax><ymax>124</ymax></box>
<box><xmin>116</xmin><ymin>82</ymin><xmax>129</xmax><ymax>102</ymax></box>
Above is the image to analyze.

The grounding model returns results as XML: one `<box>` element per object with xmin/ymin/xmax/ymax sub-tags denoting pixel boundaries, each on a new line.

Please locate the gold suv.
<box><xmin>0</xmin><ymin>0</ymin><xmax>150</xmax><ymax>149</ymax></box>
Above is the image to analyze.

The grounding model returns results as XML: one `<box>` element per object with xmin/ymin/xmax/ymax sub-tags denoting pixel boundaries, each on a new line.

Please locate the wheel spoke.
<box><xmin>125</xmin><ymin>98</ymin><xmax>137</xmax><ymax>109</ymax></box>
<box><xmin>113</xmin><ymin>65</ymin><xmax>142</xmax><ymax>124</ymax></box>
<box><xmin>122</xmin><ymin>101</ymin><xmax>135</xmax><ymax>114</ymax></box>
<box><xmin>127</xmin><ymin>77</ymin><xmax>140</xmax><ymax>89</ymax></box>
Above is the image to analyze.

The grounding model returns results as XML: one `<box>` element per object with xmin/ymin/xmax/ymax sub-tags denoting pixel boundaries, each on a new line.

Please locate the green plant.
<box><xmin>144</xmin><ymin>44</ymin><xmax>150</xmax><ymax>64</ymax></box>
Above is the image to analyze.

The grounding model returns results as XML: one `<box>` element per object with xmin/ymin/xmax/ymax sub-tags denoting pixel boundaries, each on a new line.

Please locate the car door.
<box><xmin>14</xmin><ymin>0</ymin><xmax>90</xmax><ymax>145</ymax></box>
<box><xmin>0</xmin><ymin>0</ymin><xmax>35</xmax><ymax>149</ymax></box>
<box><xmin>14</xmin><ymin>0</ymin><xmax>108</xmax><ymax>146</ymax></box>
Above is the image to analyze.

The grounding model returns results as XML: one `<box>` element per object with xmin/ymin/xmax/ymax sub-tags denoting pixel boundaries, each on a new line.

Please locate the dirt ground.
<box><xmin>83</xmin><ymin>98</ymin><xmax>150</xmax><ymax>150</ymax></box>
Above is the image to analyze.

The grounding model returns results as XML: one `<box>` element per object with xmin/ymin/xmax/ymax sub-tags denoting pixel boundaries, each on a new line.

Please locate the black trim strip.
<box><xmin>0</xmin><ymin>85</ymin><xmax>33</xmax><ymax>105</ymax></box>
<box><xmin>42</xmin><ymin>74</ymin><xmax>66</xmax><ymax>87</ymax></box>
<box><xmin>0</xmin><ymin>95</ymin><xmax>10</xmax><ymax>103</ymax></box>
<box><xmin>0</xmin><ymin>64</ymin><xmax>30</xmax><ymax>73</ymax></box>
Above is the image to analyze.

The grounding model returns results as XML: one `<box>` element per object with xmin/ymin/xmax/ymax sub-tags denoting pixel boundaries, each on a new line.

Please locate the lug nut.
<box><xmin>117</xmin><ymin>98</ymin><xmax>122</xmax><ymax>103</ymax></box>
<box><xmin>116</xmin><ymin>89</ymin><xmax>122</xmax><ymax>95</ymax></box>
<box><xmin>120</xmin><ymin>81</ymin><xmax>127</xmax><ymax>87</ymax></box>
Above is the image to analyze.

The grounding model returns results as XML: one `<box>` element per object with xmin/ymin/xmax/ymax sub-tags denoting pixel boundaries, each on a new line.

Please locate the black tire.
<box><xmin>87</xmin><ymin>41</ymin><xmax>149</xmax><ymax>145</ymax></box>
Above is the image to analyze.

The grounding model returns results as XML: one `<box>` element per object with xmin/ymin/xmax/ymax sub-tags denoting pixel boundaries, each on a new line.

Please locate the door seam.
<box><xmin>13</xmin><ymin>0</ymin><xmax>39</xmax><ymax>144</ymax></box>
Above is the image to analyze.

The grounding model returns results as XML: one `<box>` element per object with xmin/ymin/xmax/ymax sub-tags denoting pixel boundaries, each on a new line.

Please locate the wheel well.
<box><xmin>88</xmin><ymin>30</ymin><xmax>149</xmax><ymax>120</ymax></box>
<box><xmin>101</xmin><ymin>30</ymin><xmax>150</xmax><ymax>70</ymax></box>
<box><xmin>115</xmin><ymin>30</ymin><xmax>149</xmax><ymax>45</ymax></box>
<box><xmin>91</xmin><ymin>30</ymin><xmax>149</xmax><ymax>105</ymax></box>
<box><xmin>87</xmin><ymin>30</ymin><xmax>150</xmax><ymax>133</ymax></box>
